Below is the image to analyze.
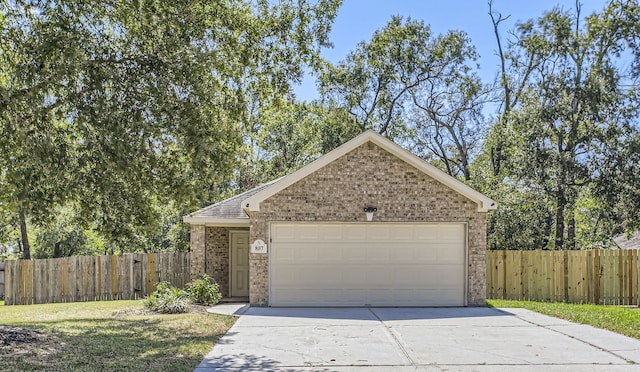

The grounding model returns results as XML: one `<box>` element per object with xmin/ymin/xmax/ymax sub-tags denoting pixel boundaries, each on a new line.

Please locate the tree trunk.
<box><xmin>566</xmin><ymin>198</ymin><xmax>577</xmax><ymax>250</ymax></box>
<box><xmin>542</xmin><ymin>213</ymin><xmax>553</xmax><ymax>249</ymax></box>
<box><xmin>462</xmin><ymin>159</ymin><xmax>471</xmax><ymax>181</ymax></box>
<box><xmin>53</xmin><ymin>242</ymin><xmax>61</xmax><ymax>258</ymax></box>
<box><xmin>19</xmin><ymin>210</ymin><xmax>31</xmax><ymax>260</ymax></box>
<box><xmin>489</xmin><ymin>1</ymin><xmax>509</xmax><ymax>178</ymax></box>
<box><xmin>567</xmin><ymin>214</ymin><xmax>576</xmax><ymax>250</ymax></box>
<box><xmin>554</xmin><ymin>190</ymin><xmax>566</xmax><ymax>250</ymax></box>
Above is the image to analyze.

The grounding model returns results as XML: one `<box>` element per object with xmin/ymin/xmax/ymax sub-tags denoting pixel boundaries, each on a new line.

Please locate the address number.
<box><xmin>250</xmin><ymin>239</ymin><xmax>268</xmax><ymax>254</ymax></box>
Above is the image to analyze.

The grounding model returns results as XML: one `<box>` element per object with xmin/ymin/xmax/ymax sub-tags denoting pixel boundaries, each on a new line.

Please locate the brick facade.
<box><xmin>248</xmin><ymin>142</ymin><xmax>487</xmax><ymax>306</ymax></box>
<box><xmin>189</xmin><ymin>224</ymin><xmax>206</xmax><ymax>281</ymax></box>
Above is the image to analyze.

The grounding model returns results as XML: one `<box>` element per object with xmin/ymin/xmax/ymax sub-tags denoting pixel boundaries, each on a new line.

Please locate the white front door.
<box><xmin>230</xmin><ymin>231</ymin><xmax>250</xmax><ymax>297</ymax></box>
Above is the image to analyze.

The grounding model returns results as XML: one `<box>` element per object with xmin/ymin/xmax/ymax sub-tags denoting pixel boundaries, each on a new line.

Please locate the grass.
<box><xmin>488</xmin><ymin>299</ymin><xmax>640</xmax><ymax>340</ymax></box>
<box><xmin>0</xmin><ymin>300</ymin><xmax>236</xmax><ymax>371</ymax></box>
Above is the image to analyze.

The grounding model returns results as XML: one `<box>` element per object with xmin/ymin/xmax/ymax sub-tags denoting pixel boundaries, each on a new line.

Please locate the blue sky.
<box><xmin>294</xmin><ymin>0</ymin><xmax>608</xmax><ymax>101</ymax></box>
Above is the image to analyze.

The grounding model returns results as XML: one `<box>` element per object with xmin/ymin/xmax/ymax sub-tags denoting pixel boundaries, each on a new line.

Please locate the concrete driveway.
<box><xmin>195</xmin><ymin>306</ymin><xmax>640</xmax><ymax>371</ymax></box>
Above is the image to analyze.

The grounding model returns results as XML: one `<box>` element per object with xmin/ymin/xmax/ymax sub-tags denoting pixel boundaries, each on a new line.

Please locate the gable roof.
<box><xmin>182</xmin><ymin>178</ymin><xmax>280</xmax><ymax>225</ymax></box>
<box><xmin>243</xmin><ymin>130</ymin><xmax>497</xmax><ymax>212</ymax></box>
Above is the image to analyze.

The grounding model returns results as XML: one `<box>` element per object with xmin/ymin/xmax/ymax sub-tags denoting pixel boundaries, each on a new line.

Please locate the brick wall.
<box><xmin>249</xmin><ymin>142</ymin><xmax>487</xmax><ymax>306</ymax></box>
<box><xmin>189</xmin><ymin>224</ymin><xmax>206</xmax><ymax>281</ymax></box>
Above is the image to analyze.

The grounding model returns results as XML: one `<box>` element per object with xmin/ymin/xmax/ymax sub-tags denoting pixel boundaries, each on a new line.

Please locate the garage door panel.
<box><xmin>344</xmin><ymin>226</ymin><xmax>367</xmax><ymax>240</ymax></box>
<box><xmin>272</xmin><ymin>225</ymin><xmax>296</xmax><ymax>240</ymax></box>
<box><xmin>273</xmin><ymin>265</ymin><xmax>343</xmax><ymax>287</ymax></box>
<box><xmin>322</xmin><ymin>226</ymin><xmax>343</xmax><ymax>240</ymax></box>
<box><xmin>366</xmin><ymin>266</ymin><xmax>394</xmax><ymax>286</ymax></box>
<box><xmin>340</xmin><ymin>267</ymin><xmax>368</xmax><ymax>286</ymax></box>
<box><xmin>342</xmin><ymin>245</ymin><xmax>366</xmax><ymax>260</ymax></box>
<box><xmin>270</xmin><ymin>223</ymin><xmax>465</xmax><ymax>306</ymax></box>
<box><xmin>298</xmin><ymin>226</ymin><xmax>320</xmax><ymax>240</ymax></box>
<box><xmin>415</xmin><ymin>226</ymin><xmax>440</xmax><ymax>240</ymax></box>
<box><xmin>366</xmin><ymin>289</ymin><xmax>399</xmax><ymax>304</ymax></box>
<box><xmin>436</xmin><ymin>224</ymin><xmax>465</xmax><ymax>238</ymax></box>
<box><xmin>389</xmin><ymin>247</ymin><xmax>415</xmax><ymax>261</ymax></box>
<box><xmin>295</xmin><ymin>245</ymin><xmax>319</xmax><ymax>260</ymax></box>
<box><xmin>272</xmin><ymin>246</ymin><xmax>296</xmax><ymax>262</ymax></box>
<box><xmin>275</xmin><ymin>289</ymin><xmax>367</xmax><ymax>306</ymax></box>
<box><xmin>367</xmin><ymin>245</ymin><xmax>391</xmax><ymax>261</ymax></box>
<box><xmin>393</xmin><ymin>266</ymin><xmax>440</xmax><ymax>285</ymax></box>
<box><xmin>366</xmin><ymin>225</ymin><xmax>390</xmax><ymax>240</ymax></box>
<box><xmin>414</xmin><ymin>248</ymin><xmax>439</xmax><ymax>262</ymax></box>
<box><xmin>322</xmin><ymin>245</ymin><xmax>342</xmax><ymax>258</ymax></box>
<box><xmin>391</xmin><ymin>226</ymin><xmax>418</xmax><ymax>240</ymax></box>
<box><xmin>436</xmin><ymin>244</ymin><xmax>465</xmax><ymax>263</ymax></box>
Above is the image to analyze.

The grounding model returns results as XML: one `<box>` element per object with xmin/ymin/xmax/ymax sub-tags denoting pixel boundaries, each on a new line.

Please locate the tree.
<box><xmin>319</xmin><ymin>17</ymin><xmax>474</xmax><ymax>137</ymax></box>
<box><xmin>31</xmin><ymin>206</ymin><xmax>100</xmax><ymax>258</ymax></box>
<box><xmin>485</xmin><ymin>1</ymin><xmax>640</xmax><ymax>250</ymax></box>
<box><xmin>410</xmin><ymin>72</ymin><xmax>491</xmax><ymax>181</ymax></box>
<box><xmin>318</xmin><ymin>16</ymin><xmax>489</xmax><ymax>180</ymax></box>
<box><xmin>486</xmin><ymin>0</ymin><xmax>545</xmax><ymax>178</ymax></box>
<box><xmin>254</xmin><ymin>100</ymin><xmax>358</xmax><ymax>181</ymax></box>
<box><xmin>0</xmin><ymin>0</ymin><xmax>341</xmax><ymax>256</ymax></box>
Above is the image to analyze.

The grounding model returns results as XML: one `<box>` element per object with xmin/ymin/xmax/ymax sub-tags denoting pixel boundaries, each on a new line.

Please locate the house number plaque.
<box><xmin>250</xmin><ymin>239</ymin><xmax>268</xmax><ymax>254</ymax></box>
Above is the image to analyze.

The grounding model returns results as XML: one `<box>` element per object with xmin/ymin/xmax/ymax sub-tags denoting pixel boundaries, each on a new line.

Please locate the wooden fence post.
<box><xmin>593</xmin><ymin>250</ymin><xmax>600</xmax><ymax>305</ymax></box>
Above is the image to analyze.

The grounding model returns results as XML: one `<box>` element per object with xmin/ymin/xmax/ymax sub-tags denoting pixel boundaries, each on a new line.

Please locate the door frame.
<box><xmin>228</xmin><ymin>230</ymin><xmax>250</xmax><ymax>297</ymax></box>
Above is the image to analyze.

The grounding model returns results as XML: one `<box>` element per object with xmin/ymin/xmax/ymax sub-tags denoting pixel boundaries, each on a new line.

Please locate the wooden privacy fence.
<box><xmin>3</xmin><ymin>252</ymin><xmax>190</xmax><ymax>305</ymax></box>
<box><xmin>0</xmin><ymin>261</ymin><xmax>5</xmax><ymax>299</ymax></box>
<box><xmin>487</xmin><ymin>249</ymin><xmax>640</xmax><ymax>305</ymax></box>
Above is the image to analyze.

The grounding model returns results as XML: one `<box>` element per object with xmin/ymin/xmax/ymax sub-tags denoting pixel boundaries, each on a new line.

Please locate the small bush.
<box><xmin>185</xmin><ymin>274</ymin><xmax>222</xmax><ymax>305</ymax></box>
<box><xmin>144</xmin><ymin>282</ymin><xmax>191</xmax><ymax>314</ymax></box>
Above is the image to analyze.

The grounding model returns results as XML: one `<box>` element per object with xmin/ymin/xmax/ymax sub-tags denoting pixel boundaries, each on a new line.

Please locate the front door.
<box><xmin>230</xmin><ymin>231</ymin><xmax>250</xmax><ymax>297</ymax></box>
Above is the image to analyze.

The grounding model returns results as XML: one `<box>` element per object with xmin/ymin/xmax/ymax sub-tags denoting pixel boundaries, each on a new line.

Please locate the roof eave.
<box><xmin>182</xmin><ymin>216</ymin><xmax>250</xmax><ymax>227</ymax></box>
<box><xmin>478</xmin><ymin>199</ymin><xmax>498</xmax><ymax>212</ymax></box>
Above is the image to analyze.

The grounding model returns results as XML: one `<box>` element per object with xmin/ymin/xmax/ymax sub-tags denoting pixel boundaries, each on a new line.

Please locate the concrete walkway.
<box><xmin>206</xmin><ymin>303</ymin><xmax>249</xmax><ymax>316</ymax></box>
<box><xmin>196</xmin><ymin>307</ymin><xmax>640</xmax><ymax>371</ymax></box>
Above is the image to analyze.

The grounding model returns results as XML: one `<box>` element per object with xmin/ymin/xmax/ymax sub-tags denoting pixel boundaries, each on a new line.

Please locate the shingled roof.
<box><xmin>614</xmin><ymin>231</ymin><xmax>640</xmax><ymax>249</ymax></box>
<box><xmin>183</xmin><ymin>178</ymin><xmax>280</xmax><ymax>225</ymax></box>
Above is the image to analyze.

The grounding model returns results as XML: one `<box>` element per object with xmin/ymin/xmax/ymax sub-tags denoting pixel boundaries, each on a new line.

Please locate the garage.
<box><xmin>186</xmin><ymin>130</ymin><xmax>496</xmax><ymax>306</ymax></box>
<box><xmin>270</xmin><ymin>222</ymin><xmax>466</xmax><ymax>306</ymax></box>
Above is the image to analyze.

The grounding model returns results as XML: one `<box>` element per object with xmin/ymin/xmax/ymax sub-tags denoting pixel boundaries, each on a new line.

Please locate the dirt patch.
<box><xmin>0</xmin><ymin>325</ymin><xmax>62</xmax><ymax>359</ymax></box>
<box><xmin>0</xmin><ymin>326</ymin><xmax>48</xmax><ymax>347</ymax></box>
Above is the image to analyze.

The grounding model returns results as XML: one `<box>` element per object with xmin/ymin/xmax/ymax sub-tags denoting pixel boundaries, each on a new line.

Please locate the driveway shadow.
<box><xmin>370</xmin><ymin>306</ymin><xmax>514</xmax><ymax>321</ymax></box>
<box><xmin>239</xmin><ymin>306</ymin><xmax>514</xmax><ymax>321</ymax></box>
<box><xmin>195</xmin><ymin>353</ymin><xmax>334</xmax><ymax>371</ymax></box>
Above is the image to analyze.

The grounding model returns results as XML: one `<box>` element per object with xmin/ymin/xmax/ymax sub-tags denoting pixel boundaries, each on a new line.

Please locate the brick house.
<box><xmin>184</xmin><ymin>130</ymin><xmax>496</xmax><ymax>307</ymax></box>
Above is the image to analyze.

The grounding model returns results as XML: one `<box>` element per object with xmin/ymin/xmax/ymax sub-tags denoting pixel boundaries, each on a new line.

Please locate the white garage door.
<box><xmin>270</xmin><ymin>223</ymin><xmax>466</xmax><ymax>306</ymax></box>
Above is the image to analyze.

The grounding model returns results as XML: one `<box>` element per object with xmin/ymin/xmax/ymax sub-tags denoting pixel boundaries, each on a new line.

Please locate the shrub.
<box><xmin>144</xmin><ymin>282</ymin><xmax>191</xmax><ymax>314</ymax></box>
<box><xmin>185</xmin><ymin>274</ymin><xmax>222</xmax><ymax>305</ymax></box>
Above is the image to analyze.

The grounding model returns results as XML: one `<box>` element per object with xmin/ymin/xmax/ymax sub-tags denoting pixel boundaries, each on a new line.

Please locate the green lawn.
<box><xmin>0</xmin><ymin>300</ymin><xmax>236</xmax><ymax>371</ymax></box>
<box><xmin>488</xmin><ymin>299</ymin><xmax>640</xmax><ymax>340</ymax></box>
